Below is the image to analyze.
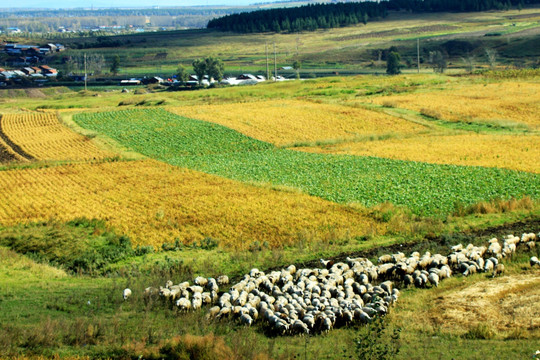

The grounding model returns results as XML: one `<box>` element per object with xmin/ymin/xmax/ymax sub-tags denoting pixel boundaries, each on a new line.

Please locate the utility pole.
<box><xmin>84</xmin><ymin>53</ymin><xmax>87</xmax><ymax>91</ymax></box>
<box><xmin>273</xmin><ymin>42</ymin><xmax>277</xmax><ymax>81</ymax></box>
<box><xmin>417</xmin><ymin>38</ymin><xmax>420</xmax><ymax>73</ymax></box>
<box><xmin>265</xmin><ymin>42</ymin><xmax>270</xmax><ymax>80</ymax></box>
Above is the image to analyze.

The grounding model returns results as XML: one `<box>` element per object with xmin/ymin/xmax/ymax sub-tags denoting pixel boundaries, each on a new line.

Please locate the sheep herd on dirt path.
<box><xmin>123</xmin><ymin>232</ymin><xmax>539</xmax><ymax>336</ymax></box>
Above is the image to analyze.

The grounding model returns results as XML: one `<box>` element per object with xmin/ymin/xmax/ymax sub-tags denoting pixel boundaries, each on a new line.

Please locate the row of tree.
<box><xmin>207</xmin><ymin>0</ymin><xmax>539</xmax><ymax>33</ymax></box>
<box><xmin>207</xmin><ymin>2</ymin><xmax>383</xmax><ymax>33</ymax></box>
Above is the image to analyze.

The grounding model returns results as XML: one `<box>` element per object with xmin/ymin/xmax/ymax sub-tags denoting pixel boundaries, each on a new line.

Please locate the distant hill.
<box><xmin>208</xmin><ymin>0</ymin><xmax>540</xmax><ymax>33</ymax></box>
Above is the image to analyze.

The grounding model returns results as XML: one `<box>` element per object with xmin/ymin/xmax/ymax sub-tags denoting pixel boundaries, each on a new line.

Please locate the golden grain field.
<box><xmin>0</xmin><ymin>159</ymin><xmax>377</xmax><ymax>249</ymax></box>
<box><xmin>296</xmin><ymin>133</ymin><xmax>540</xmax><ymax>173</ymax></box>
<box><xmin>169</xmin><ymin>100</ymin><xmax>425</xmax><ymax>146</ymax></box>
<box><xmin>0</xmin><ymin>112</ymin><xmax>115</xmax><ymax>161</ymax></box>
<box><xmin>371</xmin><ymin>81</ymin><xmax>540</xmax><ymax>129</ymax></box>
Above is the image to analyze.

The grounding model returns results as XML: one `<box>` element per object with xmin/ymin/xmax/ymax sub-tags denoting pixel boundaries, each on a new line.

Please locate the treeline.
<box><xmin>207</xmin><ymin>2</ymin><xmax>384</xmax><ymax>33</ymax></box>
<box><xmin>207</xmin><ymin>0</ymin><xmax>540</xmax><ymax>33</ymax></box>
<box><xmin>385</xmin><ymin>0</ymin><xmax>535</xmax><ymax>12</ymax></box>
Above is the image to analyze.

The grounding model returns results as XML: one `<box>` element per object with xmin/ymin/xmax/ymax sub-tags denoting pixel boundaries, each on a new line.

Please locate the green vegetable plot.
<box><xmin>75</xmin><ymin>109</ymin><xmax>540</xmax><ymax>216</ymax></box>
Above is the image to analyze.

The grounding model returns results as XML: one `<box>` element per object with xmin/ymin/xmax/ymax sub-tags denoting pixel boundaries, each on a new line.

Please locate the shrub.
<box><xmin>462</xmin><ymin>323</ymin><xmax>496</xmax><ymax>340</ymax></box>
<box><xmin>157</xmin><ymin>334</ymin><xmax>235</xmax><ymax>360</ymax></box>
<box><xmin>196</xmin><ymin>237</ymin><xmax>219</xmax><ymax>250</ymax></box>
<box><xmin>0</xmin><ymin>219</ymin><xmax>136</xmax><ymax>275</ymax></box>
<box><xmin>354</xmin><ymin>317</ymin><xmax>401</xmax><ymax>360</ymax></box>
<box><xmin>386</xmin><ymin>52</ymin><xmax>401</xmax><ymax>75</ymax></box>
<box><xmin>135</xmin><ymin>245</ymin><xmax>154</xmax><ymax>256</ymax></box>
<box><xmin>420</xmin><ymin>108</ymin><xmax>443</xmax><ymax>120</ymax></box>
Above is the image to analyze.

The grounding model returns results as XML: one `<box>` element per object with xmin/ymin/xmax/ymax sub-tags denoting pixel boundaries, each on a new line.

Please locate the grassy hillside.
<box><xmin>41</xmin><ymin>8</ymin><xmax>540</xmax><ymax>77</ymax></box>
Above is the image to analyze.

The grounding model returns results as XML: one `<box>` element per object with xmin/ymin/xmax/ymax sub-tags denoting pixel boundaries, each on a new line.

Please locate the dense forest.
<box><xmin>207</xmin><ymin>0</ymin><xmax>540</xmax><ymax>33</ymax></box>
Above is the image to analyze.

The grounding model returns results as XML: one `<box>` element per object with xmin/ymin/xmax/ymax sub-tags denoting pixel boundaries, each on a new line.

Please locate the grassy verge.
<box><xmin>0</xmin><ymin>214</ymin><xmax>538</xmax><ymax>359</ymax></box>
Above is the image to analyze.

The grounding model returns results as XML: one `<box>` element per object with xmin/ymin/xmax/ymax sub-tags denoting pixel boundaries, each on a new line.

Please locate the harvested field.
<box><xmin>432</xmin><ymin>273</ymin><xmax>540</xmax><ymax>335</ymax></box>
<box><xmin>296</xmin><ymin>133</ymin><xmax>540</xmax><ymax>173</ymax></box>
<box><xmin>0</xmin><ymin>159</ymin><xmax>378</xmax><ymax>249</ymax></box>
<box><xmin>0</xmin><ymin>112</ymin><xmax>115</xmax><ymax>161</ymax></box>
<box><xmin>0</xmin><ymin>116</ymin><xmax>34</xmax><ymax>161</ymax></box>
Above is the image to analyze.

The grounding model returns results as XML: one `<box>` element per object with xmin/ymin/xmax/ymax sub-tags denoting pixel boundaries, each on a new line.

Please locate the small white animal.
<box><xmin>123</xmin><ymin>288</ymin><xmax>132</xmax><ymax>300</ymax></box>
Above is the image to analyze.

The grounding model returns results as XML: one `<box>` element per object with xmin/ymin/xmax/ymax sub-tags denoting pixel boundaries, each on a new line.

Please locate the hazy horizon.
<box><xmin>0</xmin><ymin>0</ymin><xmax>280</xmax><ymax>8</ymax></box>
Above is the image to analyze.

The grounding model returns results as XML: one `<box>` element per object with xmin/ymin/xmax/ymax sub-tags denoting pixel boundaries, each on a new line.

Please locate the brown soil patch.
<box><xmin>432</xmin><ymin>273</ymin><xmax>540</xmax><ymax>333</ymax></box>
<box><xmin>0</xmin><ymin>142</ymin><xmax>17</xmax><ymax>163</ymax></box>
<box><xmin>24</xmin><ymin>89</ymin><xmax>46</xmax><ymax>98</ymax></box>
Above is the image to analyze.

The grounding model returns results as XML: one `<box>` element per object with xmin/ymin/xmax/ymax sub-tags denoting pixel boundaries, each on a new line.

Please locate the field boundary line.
<box><xmin>58</xmin><ymin>111</ymin><xmax>146</xmax><ymax>161</ymax></box>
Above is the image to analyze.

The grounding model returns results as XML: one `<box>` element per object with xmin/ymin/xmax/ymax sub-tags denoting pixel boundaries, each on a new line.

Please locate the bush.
<box><xmin>157</xmin><ymin>334</ymin><xmax>235</xmax><ymax>360</ymax></box>
<box><xmin>354</xmin><ymin>317</ymin><xmax>401</xmax><ymax>360</ymax></box>
<box><xmin>135</xmin><ymin>245</ymin><xmax>155</xmax><ymax>256</ymax></box>
<box><xmin>462</xmin><ymin>323</ymin><xmax>496</xmax><ymax>340</ymax></box>
<box><xmin>196</xmin><ymin>237</ymin><xmax>219</xmax><ymax>250</ymax></box>
<box><xmin>0</xmin><ymin>219</ymin><xmax>136</xmax><ymax>275</ymax></box>
<box><xmin>386</xmin><ymin>52</ymin><xmax>401</xmax><ymax>75</ymax></box>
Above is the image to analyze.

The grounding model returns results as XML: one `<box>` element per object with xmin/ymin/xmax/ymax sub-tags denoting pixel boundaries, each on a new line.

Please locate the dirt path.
<box><xmin>294</xmin><ymin>218</ymin><xmax>540</xmax><ymax>269</ymax></box>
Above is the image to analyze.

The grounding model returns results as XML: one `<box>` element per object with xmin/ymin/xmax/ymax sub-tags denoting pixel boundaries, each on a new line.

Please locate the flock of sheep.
<box><xmin>125</xmin><ymin>231</ymin><xmax>539</xmax><ymax>335</ymax></box>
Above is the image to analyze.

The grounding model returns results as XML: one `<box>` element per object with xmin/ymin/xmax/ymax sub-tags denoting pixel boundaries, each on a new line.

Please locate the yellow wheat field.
<box><xmin>297</xmin><ymin>133</ymin><xmax>540</xmax><ymax>173</ymax></box>
<box><xmin>0</xmin><ymin>112</ymin><xmax>115</xmax><ymax>161</ymax></box>
<box><xmin>372</xmin><ymin>81</ymin><xmax>540</xmax><ymax>129</ymax></box>
<box><xmin>0</xmin><ymin>159</ymin><xmax>378</xmax><ymax>249</ymax></box>
<box><xmin>169</xmin><ymin>100</ymin><xmax>425</xmax><ymax>146</ymax></box>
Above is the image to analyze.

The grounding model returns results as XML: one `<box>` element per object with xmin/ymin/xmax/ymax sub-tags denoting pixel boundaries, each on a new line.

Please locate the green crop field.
<box><xmin>74</xmin><ymin>108</ymin><xmax>540</xmax><ymax>216</ymax></box>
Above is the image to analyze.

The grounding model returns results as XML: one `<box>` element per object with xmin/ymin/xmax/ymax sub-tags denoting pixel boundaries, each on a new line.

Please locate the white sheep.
<box><xmin>530</xmin><ymin>256</ymin><xmax>540</xmax><ymax>267</ymax></box>
<box><xmin>176</xmin><ymin>298</ymin><xmax>191</xmax><ymax>311</ymax></box>
<box><xmin>428</xmin><ymin>273</ymin><xmax>439</xmax><ymax>287</ymax></box>
<box><xmin>206</xmin><ymin>305</ymin><xmax>221</xmax><ymax>320</ymax></box>
<box><xmin>240</xmin><ymin>313</ymin><xmax>253</xmax><ymax>326</ymax></box>
<box><xmin>194</xmin><ymin>276</ymin><xmax>208</xmax><ymax>287</ymax></box>
<box><xmin>521</xmin><ymin>233</ymin><xmax>536</xmax><ymax>243</ymax></box>
<box><xmin>217</xmin><ymin>275</ymin><xmax>229</xmax><ymax>286</ymax></box>
<box><xmin>123</xmin><ymin>288</ymin><xmax>132</xmax><ymax>300</ymax></box>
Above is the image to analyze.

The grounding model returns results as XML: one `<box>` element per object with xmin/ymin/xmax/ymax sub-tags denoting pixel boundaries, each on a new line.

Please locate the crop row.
<box><xmin>74</xmin><ymin>109</ymin><xmax>540</xmax><ymax>216</ymax></box>
<box><xmin>1</xmin><ymin>112</ymin><xmax>114</xmax><ymax>161</ymax></box>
